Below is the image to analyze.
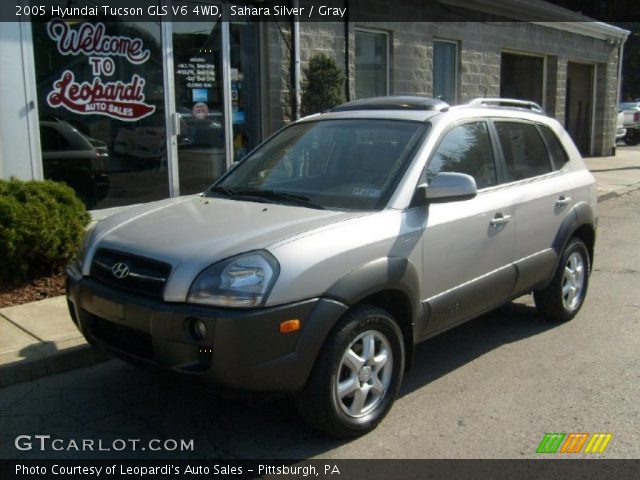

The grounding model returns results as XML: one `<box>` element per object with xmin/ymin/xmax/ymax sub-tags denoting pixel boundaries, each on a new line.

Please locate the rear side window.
<box><xmin>495</xmin><ymin>122</ymin><xmax>552</xmax><ymax>181</ymax></box>
<box><xmin>538</xmin><ymin>124</ymin><xmax>569</xmax><ymax>170</ymax></box>
<box><xmin>426</xmin><ymin>122</ymin><xmax>497</xmax><ymax>189</ymax></box>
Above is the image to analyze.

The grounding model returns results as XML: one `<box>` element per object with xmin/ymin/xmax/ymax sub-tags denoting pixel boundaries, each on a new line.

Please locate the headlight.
<box><xmin>187</xmin><ymin>251</ymin><xmax>279</xmax><ymax>307</ymax></box>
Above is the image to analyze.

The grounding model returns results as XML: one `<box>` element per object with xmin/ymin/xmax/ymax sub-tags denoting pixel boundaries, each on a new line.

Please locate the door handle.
<box><xmin>556</xmin><ymin>195</ymin><xmax>572</xmax><ymax>206</ymax></box>
<box><xmin>490</xmin><ymin>213</ymin><xmax>512</xmax><ymax>227</ymax></box>
<box><xmin>171</xmin><ymin>112</ymin><xmax>182</xmax><ymax>136</ymax></box>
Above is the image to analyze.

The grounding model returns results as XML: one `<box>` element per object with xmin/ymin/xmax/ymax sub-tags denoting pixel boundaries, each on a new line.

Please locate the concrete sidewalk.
<box><xmin>584</xmin><ymin>145</ymin><xmax>640</xmax><ymax>201</ymax></box>
<box><xmin>0</xmin><ymin>298</ymin><xmax>108</xmax><ymax>387</ymax></box>
<box><xmin>1</xmin><ymin>145</ymin><xmax>639</xmax><ymax>388</ymax></box>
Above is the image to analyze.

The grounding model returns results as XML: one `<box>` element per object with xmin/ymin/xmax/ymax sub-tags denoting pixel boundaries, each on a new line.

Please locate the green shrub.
<box><xmin>301</xmin><ymin>53</ymin><xmax>345</xmax><ymax>116</ymax></box>
<box><xmin>0</xmin><ymin>179</ymin><xmax>90</xmax><ymax>285</ymax></box>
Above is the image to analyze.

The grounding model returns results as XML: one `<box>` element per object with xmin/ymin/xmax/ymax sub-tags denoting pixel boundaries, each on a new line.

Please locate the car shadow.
<box><xmin>0</xmin><ymin>301</ymin><xmax>560</xmax><ymax>460</ymax></box>
<box><xmin>400</xmin><ymin>301</ymin><xmax>556</xmax><ymax>396</ymax></box>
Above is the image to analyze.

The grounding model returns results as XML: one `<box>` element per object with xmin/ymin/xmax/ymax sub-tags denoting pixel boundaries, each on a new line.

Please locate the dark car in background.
<box><xmin>40</xmin><ymin>119</ymin><xmax>110</xmax><ymax>209</ymax></box>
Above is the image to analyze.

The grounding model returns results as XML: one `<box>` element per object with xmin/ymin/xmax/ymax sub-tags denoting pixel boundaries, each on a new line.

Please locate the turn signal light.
<box><xmin>280</xmin><ymin>319</ymin><xmax>300</xmax><ymax>333</ymax></box>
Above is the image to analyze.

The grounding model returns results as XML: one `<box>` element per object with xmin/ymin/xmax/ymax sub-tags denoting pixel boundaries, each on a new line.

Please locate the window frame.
<box><xmin>432</xmin><ymin>39</ymin><xmax>459</xmax><ymax>105</ymax></box>
<box><xmin>354</xmin><ymin>27</ymin><xmax>391</xmax><ymax>99</ymax></box>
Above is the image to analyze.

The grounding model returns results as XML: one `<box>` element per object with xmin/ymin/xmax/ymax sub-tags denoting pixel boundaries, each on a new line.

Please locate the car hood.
<box><xmin>87</xmin><ymin>195</ymin><xmax>366</xmax><ymax>300</ymax></box>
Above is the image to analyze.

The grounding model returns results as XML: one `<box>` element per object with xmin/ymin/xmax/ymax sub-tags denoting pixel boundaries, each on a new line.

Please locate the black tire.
<box><xmin>295</xmin><ymin>304</ymin><xmax>405</xmax><ymax>438</ymax></box>
<box><xmin>534</xmin><ymin>238</ymin><xmax>590</xmax><ymax>322</ymax></box>
<box><xmin>623</xmin><ymin>131</ymin><xmax>639</xmax><ymax>146</ymax></box>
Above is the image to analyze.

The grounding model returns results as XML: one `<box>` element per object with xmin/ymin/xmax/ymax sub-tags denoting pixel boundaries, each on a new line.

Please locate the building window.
<box><xmin>433</xmin><ymin>40</ymin><xmax>458</xmax><ymax>104</ymax></box>
<box><xmin>355</xmin><ymin>29</ymin><xmax>389</xmax><ymax>99</ymax></box>
<box><xmin>500</xmin><ymin>52</ymin><xmax>544</xmax><ymax>107</ymax></box>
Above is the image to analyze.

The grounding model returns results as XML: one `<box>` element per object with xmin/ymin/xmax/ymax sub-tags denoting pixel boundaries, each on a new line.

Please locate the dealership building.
<box><xmin>0</xmin><ymin>0</ymin><xmax>629</xmax><ymax>210</ymax></box>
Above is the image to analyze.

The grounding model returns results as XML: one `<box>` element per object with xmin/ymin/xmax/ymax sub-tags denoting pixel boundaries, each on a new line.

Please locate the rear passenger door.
<box><xmin>492</xmin><ymin>120</ymin><xmax>574</xmax><ymax>294</ymax></box>
<box><xmin>421</xmin><ymin>121</ymin><xmax>516</xmax><ymax>336</ymax></box>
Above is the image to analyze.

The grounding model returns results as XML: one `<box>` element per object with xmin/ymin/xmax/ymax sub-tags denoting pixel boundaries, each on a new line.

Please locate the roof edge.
<box><xmin>439</xmin><ymin>0</ymin><xmax>630</xmax><ymax>40</ymax></box>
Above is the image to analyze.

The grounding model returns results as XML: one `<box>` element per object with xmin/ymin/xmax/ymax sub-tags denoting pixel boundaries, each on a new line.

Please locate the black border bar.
<box><xmin>2</xmin><ymin>0</ymin><xmax>640</xmax><ymax>22</ymax></box>
<box><xmin>2</xmin><ymin>459</ymin><xmax>640</xmax><ymax>480</ymax></box>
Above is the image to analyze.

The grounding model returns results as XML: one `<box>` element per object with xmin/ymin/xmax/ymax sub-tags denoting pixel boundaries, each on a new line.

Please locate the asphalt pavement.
<box><xmin>1</xmin><ymin>185</ymin><xmax>638</xmax><ymax>459</ymax></box>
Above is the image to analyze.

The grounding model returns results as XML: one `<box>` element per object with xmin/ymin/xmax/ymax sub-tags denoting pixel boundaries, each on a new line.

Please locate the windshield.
<box><xmin>209</xmin><ymin>119</ymin><xmax>428</xmax><ymax>210</ymax></box>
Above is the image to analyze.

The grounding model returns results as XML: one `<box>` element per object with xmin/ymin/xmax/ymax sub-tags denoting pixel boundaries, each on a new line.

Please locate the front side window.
<box><xmin>212</xmin><ymin>119</ymin><xmax>428</xmax><ymax>211</ymax></box>
<box><xmin>355</xmin><ymin>30</ymin><xmax>389</xmax><ymax>99</ymax></box>
<box><xmin>426</xmin><ymin>122</ymin><xmax>497</xmax><ymax>189</ymax></box>
<box><xmin>495</xmin><ymin>122</ymin><xmax>552</xmax><ymax>181</ymax></box>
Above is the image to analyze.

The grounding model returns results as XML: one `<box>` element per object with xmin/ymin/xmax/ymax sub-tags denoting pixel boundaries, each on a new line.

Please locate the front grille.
<box><xmin>89</xmin><ymin>315</ymin><xmax>154</xmax><ymax>361</ymax></box>
<box><xmin>90</xmin><ymin>248</ymin><xmax>171</xmax><ymax>298</ymax></box>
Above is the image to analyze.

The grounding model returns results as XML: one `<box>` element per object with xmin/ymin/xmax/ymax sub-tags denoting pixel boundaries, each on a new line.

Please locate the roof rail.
<box><xmin>331</xmin><ymin>96</ymin><xmax>450</xmax><ymax>112</ymax></box>
<box><xmin>466</xmin><ymin>98</ymin><xmax>545</xmax><ymax>114</ymax></box>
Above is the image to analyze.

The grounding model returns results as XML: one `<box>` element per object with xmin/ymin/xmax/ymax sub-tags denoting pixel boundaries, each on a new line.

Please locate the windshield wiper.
<box><xmin>236</xmin><ymin>189</ymin><xmax>326</xmax><ymax>210</ymax></box>
<box><xmin>207</xmin><ymin>186</ymin><xmax>325</xmax><ymax>209</ymax></box>
<box><xmin>206</xmin><ymin>186</ymin><xmax>238</xmax><ymax>198</ymax></box>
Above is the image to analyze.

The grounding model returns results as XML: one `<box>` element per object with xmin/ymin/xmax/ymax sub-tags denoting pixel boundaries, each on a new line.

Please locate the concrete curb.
<box><xmin>0</xmin><ymin>342</ymin><xmax>110</xmax><ymax>389</ymax></box>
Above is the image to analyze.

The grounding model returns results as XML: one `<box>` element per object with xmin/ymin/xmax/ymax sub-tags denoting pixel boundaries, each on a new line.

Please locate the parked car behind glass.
<box><xmin>40</xmin><ymin>120</ymin><xmax>109</xmax><ymax>209</ymax></box>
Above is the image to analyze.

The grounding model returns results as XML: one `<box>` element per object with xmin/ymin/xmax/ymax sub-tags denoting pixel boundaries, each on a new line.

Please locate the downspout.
<box><xmin>613</xmin><ymin>36</ymin><xmax>626</xmax><ymax>155</ymax></box>
<box><xmin>616</xmin><ymin>37</ymin><xmax>625</xmax><ymax>104</ymax></box>
<box><xmin>344</xmin><ymin>0</ymin><xmax>350</xmax><ymax>101</ymax></box>
<box><xmin>293</xmin><ymin>0</ymin><xmax>301</xmax><ymax>120</ymax></box>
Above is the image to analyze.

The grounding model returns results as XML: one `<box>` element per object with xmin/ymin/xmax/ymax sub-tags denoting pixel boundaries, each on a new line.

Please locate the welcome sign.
<box><xmin>45</xmin><ymin>19</ymin><xmax>156</xmax><ymax>121</ymax></box>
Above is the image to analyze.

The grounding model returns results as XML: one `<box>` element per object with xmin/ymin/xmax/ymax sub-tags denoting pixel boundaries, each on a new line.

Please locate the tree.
<box><xmin>301</xmin><ymin>54</ymin><xmax>345</xmax><ymax>116</ymax></box>
<box><xmin>618</xmin><ymin>23</ymin><xmax>640</xmax><ymax>101</ymax></box>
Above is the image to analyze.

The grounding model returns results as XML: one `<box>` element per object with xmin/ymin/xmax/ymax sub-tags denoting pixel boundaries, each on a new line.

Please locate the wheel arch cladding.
<box><xmin>324</xmin><ymin>257</ymin><xmax>423</xmax><ymax>371</ymax></box>
<box><xmin>552</xmin><ymin>201</ymin><xmax>596</xmax><ymax>271</ymax></box>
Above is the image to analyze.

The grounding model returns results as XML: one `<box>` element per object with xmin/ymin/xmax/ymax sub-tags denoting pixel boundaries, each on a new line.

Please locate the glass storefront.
<box><xmin>32</xmin><ymin>13</ymin><xmax>260</xmax><ymax>209</ymax></box>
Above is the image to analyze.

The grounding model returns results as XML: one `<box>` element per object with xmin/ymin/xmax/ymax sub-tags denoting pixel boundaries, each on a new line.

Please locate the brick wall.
<box><xmin>263</xmin><ymin>12</ymin><xmax>622</xmax><ymax>156</ymax></box>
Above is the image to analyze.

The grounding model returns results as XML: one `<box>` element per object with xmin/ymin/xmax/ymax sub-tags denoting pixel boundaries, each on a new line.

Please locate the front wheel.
<box><xmin>534</xmin><ymin>238</ymin><xmax>590</xmax><ymax>322</ymax></box>
<box><xmin>295</xmin><ymin>304</ymin><xmax>405</xmax><ymax>438</ymax></box>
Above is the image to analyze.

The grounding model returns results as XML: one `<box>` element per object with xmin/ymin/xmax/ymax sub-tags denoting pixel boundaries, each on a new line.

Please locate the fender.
<box><xmin>324</xmin><ymin>256</ymin><xmax>425</xmax><ymax>344</ymax></box>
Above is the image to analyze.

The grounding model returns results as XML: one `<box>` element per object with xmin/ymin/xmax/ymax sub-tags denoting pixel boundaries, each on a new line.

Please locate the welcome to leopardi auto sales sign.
<box><xmin>45</xmin><ymin>19</ymin><xmax>156</xmax><ymax>121</ymax></box>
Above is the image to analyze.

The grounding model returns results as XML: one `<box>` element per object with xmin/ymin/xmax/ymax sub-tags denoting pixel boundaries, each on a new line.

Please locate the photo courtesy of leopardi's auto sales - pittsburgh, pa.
<box><xmin>67</xmin><ymin>96</ymin><xmax>598</xmax><ymax>438</ymax></box>
<box><xmin>14</xmin><ymin>461</ymin><xmax>340</xmax><ymax>477</ymax></box>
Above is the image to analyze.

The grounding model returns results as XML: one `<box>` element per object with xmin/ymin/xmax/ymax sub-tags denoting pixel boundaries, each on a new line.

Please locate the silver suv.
<box><xmin>66</xmin><ymin>97</ymin><xmax>596</xmax><ymax>438</ymax></box>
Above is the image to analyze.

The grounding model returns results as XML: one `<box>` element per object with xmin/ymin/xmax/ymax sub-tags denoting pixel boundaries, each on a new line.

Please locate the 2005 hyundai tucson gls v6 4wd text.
<box><xmin>67</xmin><ymin>96</ymin><xmax>596</xmax><ymax>438</ymax></box>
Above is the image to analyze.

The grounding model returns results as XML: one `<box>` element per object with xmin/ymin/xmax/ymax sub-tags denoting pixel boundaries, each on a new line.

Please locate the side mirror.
<box><xmin>419</xmin><ymin>172</ymin><xmax>478</xmax><ymax>203</ymax></box>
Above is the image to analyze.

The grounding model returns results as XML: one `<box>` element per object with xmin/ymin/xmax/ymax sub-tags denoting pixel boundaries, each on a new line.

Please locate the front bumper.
<box><xmin>66</xmin><ymin>267</ymin><xmax>347</xmax><ymax>393</ymax></box>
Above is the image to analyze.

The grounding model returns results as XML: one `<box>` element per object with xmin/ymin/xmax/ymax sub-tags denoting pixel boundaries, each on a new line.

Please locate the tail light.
<box><xmin>634</xmin><ymin>112</ymin><xmax>640</xmax><ymax>122</ymax></box>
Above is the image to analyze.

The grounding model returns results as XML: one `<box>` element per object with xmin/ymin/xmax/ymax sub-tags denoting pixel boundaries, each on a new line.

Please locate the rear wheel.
<box><xmin>534</xmin><ymin>238</ymin><xmax>590</xmax><ymax>322</ymax></box>
<box><xmin>623</xmin><ymin>130</ymin><xmax>639</xmax><ymax>146</ymax></box>
<box><xmin>295</xmin><ymin>304</ymin><xmax>404</xmax><ymax>438</ymax></box>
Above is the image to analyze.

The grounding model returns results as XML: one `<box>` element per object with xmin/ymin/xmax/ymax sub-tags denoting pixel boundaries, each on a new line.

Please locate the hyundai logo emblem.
<box><xmin>111</xmin><ymin>262</ymin><xmax>130</xmax><ymax>279</ymax></box>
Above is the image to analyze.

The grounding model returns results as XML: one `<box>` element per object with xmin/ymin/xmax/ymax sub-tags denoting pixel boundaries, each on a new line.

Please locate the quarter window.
<box><xmin>538</xmin><ymin>124</ymin><xmax>569</xmax><ymax>170</ymax></box>
<box><xmin>495</xmin><ymin>122</ymin><xmax>552</xmax><ymax>181</ymax></box>
<box><xmin>426</xmin><ymin>122</ymin><xmax>497</xmax><ymax>189</ymax></box>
